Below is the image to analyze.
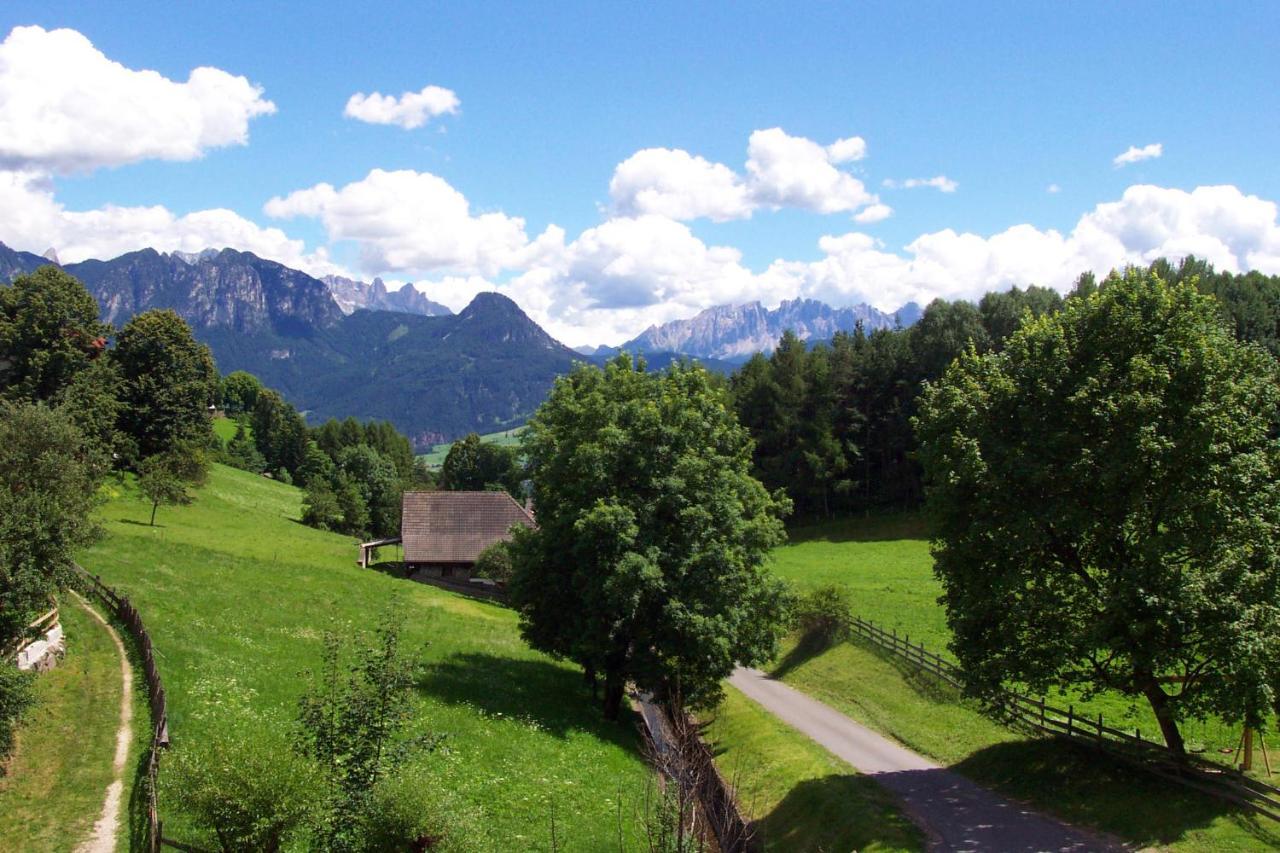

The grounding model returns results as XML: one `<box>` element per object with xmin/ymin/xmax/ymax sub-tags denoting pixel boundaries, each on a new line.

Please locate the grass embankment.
<box><xmin>0</xmin><ymin>597</ymin><xmax>145</xmax><ymax>851</ymax></box>
<box><xmin>703</xmin><ymin>686</ymin><xmax>923</xmax><ymax>852</ymax></box>
<box><xmin>419</xmin><ymin>427</ymin><xmax>524</xmax><ymax>468</ymax></box>
<box><xmin>82</xmin><ymin>464</ymin><xmax>652</xmax><ymax>850</ymax></box>
<box><xmin>769</xmin><ymin>513</ymin><xmax>1280</xmax><ymax>851</ymax></box>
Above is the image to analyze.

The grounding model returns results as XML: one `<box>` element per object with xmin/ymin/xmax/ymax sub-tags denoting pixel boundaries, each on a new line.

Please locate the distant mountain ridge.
<box><xmin>322</xmin><ymin>274</ymin><xmax>452</xmax><ymax>317</ymax></box>
<box><xmin>618</xmin><ymin>297</ymin><xmax>922</xmax><ymax>360</ymax></box>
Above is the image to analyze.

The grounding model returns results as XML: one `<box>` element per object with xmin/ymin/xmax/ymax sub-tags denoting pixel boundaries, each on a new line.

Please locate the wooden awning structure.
<box><xmin>358</xmin><ymin>536</ymin><xmax>402</xmax><ymax>568</ymax></box>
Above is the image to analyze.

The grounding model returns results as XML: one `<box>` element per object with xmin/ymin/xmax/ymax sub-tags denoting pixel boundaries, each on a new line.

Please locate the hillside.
<box><xmin>79</xmin><ymin>464</ymin><xmax>653</xmax><ymax>849</ymax></box>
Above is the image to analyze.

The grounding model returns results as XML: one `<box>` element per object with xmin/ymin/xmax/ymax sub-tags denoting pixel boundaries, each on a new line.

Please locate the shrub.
<box><xmin>0</xmin><ymin>666</ymin><xmax>35</xmax><ymax>763</ymax></box>
<box><xmin>167</xmin><ymin>714</ymin><xmax>322</xmax><ymax>852</ymax></box>
<box><xmin>793</xmin><ymin>585</ymin><xmax>854</xmax><ymax>646</ymax></box>
<box><xmin>472</xmin><ymin>541</ymin><xmax>513</xmax><ymax>584</ymax></box>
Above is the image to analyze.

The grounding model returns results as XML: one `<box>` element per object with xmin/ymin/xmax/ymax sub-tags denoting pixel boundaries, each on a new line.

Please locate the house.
<box><xmin>358</xmin><ymin>490</ymin><xmax>536</xmax><ymax>577</ymax></box>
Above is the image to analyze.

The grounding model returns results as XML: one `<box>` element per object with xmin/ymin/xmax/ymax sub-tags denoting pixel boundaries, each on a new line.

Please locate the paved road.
<box><xmin>729</xmin><ymin>667</ymin><xmax>1126</xmax><ymax>852</ymax></box>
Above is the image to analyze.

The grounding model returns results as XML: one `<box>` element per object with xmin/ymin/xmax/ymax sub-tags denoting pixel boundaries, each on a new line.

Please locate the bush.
<box><xmin>358</xmin><ymin>762</ymin><xmax>488</xmax><ymax>852</ymax></box>
<box><xmin>472</xmin><ymin>541</ymin><xmax>513</xmax><ymax>584</ymax></box>
<box><xmin>793</xmin><ymin>585</ymin><xmax>854</xmax><ymax>646</ymax></box>
<box><xmin>168</xmin><ymin>713</ymin><xmax>322</xmax><ymax>852</ymax></box>
<box><xmin>0</xmin><ymin>666</ymin><xmax>35</xmax><ymax>763</ymax></box>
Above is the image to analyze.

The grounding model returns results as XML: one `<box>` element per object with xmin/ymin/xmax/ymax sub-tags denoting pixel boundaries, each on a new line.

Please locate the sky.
<box><xmin>0</xmin><ymin>1</ymin><xmax>1277</xmax><ymax>346</ymax></box>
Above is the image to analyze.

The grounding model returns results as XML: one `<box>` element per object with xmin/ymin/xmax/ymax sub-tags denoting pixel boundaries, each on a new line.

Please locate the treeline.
<box><xmin>730</xmin><ymin>257</ymin><xmax>1280</xmax><ymax>521</ymax></box>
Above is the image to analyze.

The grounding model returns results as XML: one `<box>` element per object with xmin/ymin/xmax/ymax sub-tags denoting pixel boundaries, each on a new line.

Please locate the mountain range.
<box><xmin>609</xmin><ymin>298</ymin><xmax>921</xmax><ymax>361</ymax></box>
<box><xmin>0</xmin><ymin>241</ymin><xmax>920</xmax><ymax>447</ymax></box>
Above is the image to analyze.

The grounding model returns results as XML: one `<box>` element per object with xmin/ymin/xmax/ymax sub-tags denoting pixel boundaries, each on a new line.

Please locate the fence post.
<box><xmin>1039</xmin><ymin>697</ymin><xmax>1045</xmax><ymax>727</ymax></box>
<box><xmin>1097</xmin><ymin>714</ymin><xmax>1103</xmax><ymax>743</ymax></box>
<box><xmin>1067</xmin><ymin>705</ymin><xmax>1074</xmax><ymax>737</ymax></box>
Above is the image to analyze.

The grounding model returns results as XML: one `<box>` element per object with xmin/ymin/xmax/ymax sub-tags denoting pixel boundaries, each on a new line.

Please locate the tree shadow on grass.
<box><xmin>415</xmin><ymin>652</ymin><xmax>640</xmax><ymax>752</ymax></box>
<box><xmin>118</xmin><ymin>518</ymin><xmax>164</xmax><ymax>529</ymax></box>
<box><xmin>769</xmin><ymin>632</ymin><xmax>836</xmax><ymax>680</ymax></box>
<box><xmin>751</xmin><ymin>774</ymin><xmax>925</xmax><ymax>852</ymax></box>
<box><xmin>950</xmin><ymin>737</ymin><xmax>1280</xmax><ymax>850</ymax></box>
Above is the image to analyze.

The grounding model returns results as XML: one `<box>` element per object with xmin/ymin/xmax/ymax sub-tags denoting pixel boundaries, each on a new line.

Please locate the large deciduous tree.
<box><xmin>112</xmin><ymin>309</ymin><xmax>218</xmax><ymax>461</ymax></box>
<box><xmin>509</xmin><ymin>356</ymin><xmax>791</xmax><ymax>720</ymax></box>
<box><xmin>0</xmin><ymin>266</ymin><xmax>109</xmax><ymax>403</ymax></box>
<box><xmin>439</xmin><ymin>432</ymin><xmax>523</xmax><ymax>496</ymax></box>
<box><xmin>916</xmin><ymin>268</ymin><xmax>1280</xmax><ymax>756</ymax></box>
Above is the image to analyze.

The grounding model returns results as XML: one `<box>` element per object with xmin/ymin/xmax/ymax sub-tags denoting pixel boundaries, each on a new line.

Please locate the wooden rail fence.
<box><xmin>847</xmin><ymin>614</ymin><xmax>1280</xmax><ymax>823</ymax></box>
<box><xmin>73</xmin><ymin>563</ymin><xmax>169</xmax><ymax>852</ymax></box>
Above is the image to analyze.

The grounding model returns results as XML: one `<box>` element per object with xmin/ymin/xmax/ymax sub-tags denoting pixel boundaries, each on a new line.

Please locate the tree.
<box><xmin>220</xmin><ymin>371</ymin><xmax>263</xmax><ymax>415</ymax></box>
<box><xmin>222</xmin><ymin>421</ymin><xmax>266</xmax><ymax>472</ymax></box>
<box><xmin>509</xmin><ymin>356</ymin><xmax>791</xmax><ymax>720</ymax></box>
<box><xmin>0</xmin><ymin>266</ymin><xmax>109</xmax><ymax>403</ymax></box>
<box><xmin>0</xmin><ymin>401</ymin><xmax>106</xmax><ymax>644</ymax></box>
<box><xmin>137</xmin><ymin>448</ymin><xmax>208</xmax><ymax>526</ymax></box>
<box><xmin>112</xmin><ymin>309</ymin><xmax>218</xmax><ymax>461</ymax></box>
<box><xmin>336</xmin><ymin>445</ymin><xmax>401</xmax><ymax>538</ymax></box>
<box><xmin>250</xmin><ymin>389</ymin><xmax>309</xmax><ymax>480</ymax></box>
<box><xmin>472</xmin><ymin>541</ymin><xmax>513</xmax><ymax>584</ymax></box>
<box><xmin>301</xmin><ymin>479</ymin><xmax>344</xmax><ymax>532</ymax></box>
<box><xmin>916</xmin><ymin>268</ymin><xmax>1280</xmax><ymax>756</ymax></box>
<box><xmin>440</xmin><ymin>432</ymin><xmax>523</xmax><ymax>496</ymax></box>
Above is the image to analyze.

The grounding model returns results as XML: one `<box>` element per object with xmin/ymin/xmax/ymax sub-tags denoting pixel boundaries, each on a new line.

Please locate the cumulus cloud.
<box><xmin>884</xmin><ymin>175</ymin><xmax>958</xmax><ymax>193</ymax></box>
<box><xmin>1114</xmin><ymin>143</ymin><xmax>1162</xmax><ymax>167</ymax></box>
<box><xmin>0</xmin><ymin>169</ymin><xmax>341</xmax><ymax>274</ymax></box>
<box><xmin>1047</xmin><ymin>183</ymin><xmax>1062</xmax><ymax>194</ymax></box>
<box><xmin>853</xmin><ymin>203</ymin><xmax>893</xmax><ymax>224</ymax></box>
<box><xmin>343</xmin><ymin>85</ymin><xmax>459</xmax><ymax>129</ymax></box>
<box><xmin>607</xmin><ymin>128</ymin><xmax>878</xmax><ymax>222</ymax></box>
<box><xmin>0</xmin><ymin>25</ymin><xmax>275</xmax><ymax>174</ymax></box>
<box><xmin>609</xmin><ymin>148</ymin><xmax>751</xmax><ymax>221</ymax></box>
<box><xmin>265</xmin><ymin>168</ymin><xmax>537</xmax><ymax>276</ymax></box>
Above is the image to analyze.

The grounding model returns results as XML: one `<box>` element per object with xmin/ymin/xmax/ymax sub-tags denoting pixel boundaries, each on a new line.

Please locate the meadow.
<box><xmin>767</xmin><ymin>513</ymin><xmax>1280</xmax><ymax>850</ymax></box>
<box><xmin>419</xmin><ymin>427</ymin><xmax>525</xmax><ymax>468</ymax></box>
<box><xmin>80</xmin><ymin>464</ymin><xmax>653</xmax><ymax>850</ymax></box>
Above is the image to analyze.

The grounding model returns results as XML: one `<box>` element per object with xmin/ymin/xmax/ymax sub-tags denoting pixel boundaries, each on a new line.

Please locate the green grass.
<box><xmin>210</xmin><ymin>416</ymin><xmax>244</xmax><ymax>445</ymax></box>
<box><xmin>0</xmin><ymin>597</ymin><xmax>146</xmax><ymax>852</ymax></box>
<box><xmin>702</xmin><ymin>686</ymin><xmax>923</xmax><ymax>852</ymax></box>
<box><xmin>767</xmin><ymin>513</ymin><xmax>1280</xmax><ymax>850</ymax></box>
<box><xmin>419</xmin><ymin>427</ymin><xmax>525</xmax><ymax>468</ymax></box>
<box><xmin>81</xmin><ymin>464</ymin><xmax>652</xmax><ymax>850</ymax></box>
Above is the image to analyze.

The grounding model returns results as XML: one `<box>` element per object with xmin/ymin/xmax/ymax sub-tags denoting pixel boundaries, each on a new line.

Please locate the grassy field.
<box><xmin>80</xmin><ymin>464</ymin><xmax>653</xmax><ymax>850</ymax></box>
<box><xmin>210</xmin><ymin>415</ymin><xmax>243</xmax><ymax>445</ymax></box>
<box><xmin>703</xmin><ymin>686</ymin><xmax>923</xmax><ymax>852</ymax></box>
<box><xmin>768</xmin><ymin>513</ymin><xmax>1280</xmax><ymax>850</ymax></box>
<box><xmin>0</xmin><ymin>597</ymin><xmax>146</xmax><ymax>852</ymax></box>
<box><xmin>419</xmin><ymin>427</ymin><xmax>525</xmax><ymax>468</ymax></box>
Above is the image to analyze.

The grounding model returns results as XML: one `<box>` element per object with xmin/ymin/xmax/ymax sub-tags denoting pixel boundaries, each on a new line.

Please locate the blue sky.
<box><xmin>0</xmin><ymin>2</ymin><xmax>1277</xmax><ymax>344</ymax></box>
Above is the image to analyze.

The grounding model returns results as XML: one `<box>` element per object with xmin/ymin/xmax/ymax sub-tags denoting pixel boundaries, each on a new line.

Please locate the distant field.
<box><xmin>419</xmin><ymin>426</ymin><xmax>525</xmax><ymax>468</ymax></box>
<box><xmin>766</xmin><ymin>513</ymin><xmax>1279</xmax><ymax>850</ymax></box>
<box><xmin>80</xmin><ymin>464</ymin><xmax>651</xmax><ymax>850</ymax></box>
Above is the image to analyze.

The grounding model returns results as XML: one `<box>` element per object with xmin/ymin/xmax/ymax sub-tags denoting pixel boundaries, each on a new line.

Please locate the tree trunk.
<box><xmin>602</xmin><ymin>671</ymin><xmax>625</xmax><ymax>721</ymax></box>
<box><xmin>149</xmin><ymin>501</ymin><xmax>158</xmax><ymax>526</ymax></box>
<box><xmin>1141</xmin><ymin>680</ymin><xmax>1186</xmax><ymax>758</ymax></box>
<box><xmin>583</xmin><ymin>663</ymin><xmax>598</xmax><ymax>700</ymax></box>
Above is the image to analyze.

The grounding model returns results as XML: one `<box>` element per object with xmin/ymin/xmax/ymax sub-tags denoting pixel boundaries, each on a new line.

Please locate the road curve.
<box><xmin>729</xmin><ymin>667</ymin><xmax>1126</xmax><ymax>853</ymax></box>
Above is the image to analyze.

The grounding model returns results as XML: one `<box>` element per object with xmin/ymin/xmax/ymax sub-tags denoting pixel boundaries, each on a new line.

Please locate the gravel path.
<box><xmin>729</xmin><ymin>667</ymin><xmax>1126</xmax><ymax>852</ymax></box>
<box><xmin>72</xmin><ymin>593</ymin><xmax>133</xmax><ymax>853</ymax></box>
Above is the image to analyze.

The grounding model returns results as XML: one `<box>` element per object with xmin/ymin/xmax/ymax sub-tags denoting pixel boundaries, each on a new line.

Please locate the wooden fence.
<box><xmin>847</xmin><ymin>614</ymin><xmax>1280</xmax><ymax>823</ymax></box>
<box><xmin>2</xmin><ymin>604</ymin><xmax>59</xmax><ymax>664</ymax></box>
<box><xmin>73</xmin><ymin>563</ymin><xmax>169</xmax><ymax>852</ymax></box>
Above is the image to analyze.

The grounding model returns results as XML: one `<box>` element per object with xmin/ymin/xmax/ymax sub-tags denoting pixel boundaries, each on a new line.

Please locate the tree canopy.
<box><xmin>0</xmin><ymin>266</ymin><xmax>109</xmax><ymax>404</ymax></box>
<box><xmin>915</xmin><ymin>268</ymin><xmax>1280</xmax><ymax>756</ymax></box>
<box><xmin>509</xmin><ymin>356</ymin><xmax>791</xmax><ymax>719</ymax></box>
<box><xmin>439</xmin><ymin>432</ymin><xmax>523</xmax><ymax>496</ymax></box>
<box><xmin>112</xmin><ymin>308</ymin><xmax>218</xmax><ymax>461</ymax></box>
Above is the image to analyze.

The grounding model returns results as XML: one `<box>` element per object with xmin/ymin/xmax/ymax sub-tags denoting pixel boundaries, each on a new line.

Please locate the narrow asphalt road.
<box><xmin>729</xmin><ymin>667</ymin><xmax>1126</xmax><ymax>853</ymax></box>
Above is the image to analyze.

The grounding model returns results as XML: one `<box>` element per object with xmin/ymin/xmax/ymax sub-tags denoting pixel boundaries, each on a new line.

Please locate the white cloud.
<box><xmin>0</xmin><ymin>25</ymin><xmax>275</xmax><ymax>174</ymax></box>
<box><xmin>1047</xmin><ymin>183</ymin><xmax>1062</xmax><ymax>194</ymax></box>
<box><xmin>884</xmin><ymin>175</ymin><xmax>958</xmax><ymax>193</ymax></box>
<box><xmin>609</xmin><ymin>148</ymin><xmax>751</xmax><ymax>221</ymax></box>
<box><xmin>607</xmin><ymin>128</ymin><xmax>878</xmax><ymax>222</ymax></box>
<box><xmin>745</xmin><ymin>127</ymin><xmax>877</xmax><ymax>213</ymax></box>
<box><xmin>853</xmin><ymin>203</ymin><xmax>893</xmax><ymax>224</ymax></box>
<box><xmin>1114</xmin><ymin>143</ymin><xmax>1162</xmax><ymax>167</ymax></box>
<box><xmin>265</xmin><ymin>168</ymin><xmax>536</xmax><ymax>277</ymax></box>
<box><xmin>343</xmin><ymin>85</ymin><xmax>459</xmax><ymax>130</ymax></box>
<box><xmin>0</xmin><ymin>169</ymin><xmax>341</xmax><ymax>274</ymax></box>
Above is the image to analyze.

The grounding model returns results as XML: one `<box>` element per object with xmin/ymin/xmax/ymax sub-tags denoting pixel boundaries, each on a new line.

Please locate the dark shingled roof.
<box><xmin>401</xmin><ymin>491</ymin><xmax>536</xmax><ymax>564</ymax></box>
